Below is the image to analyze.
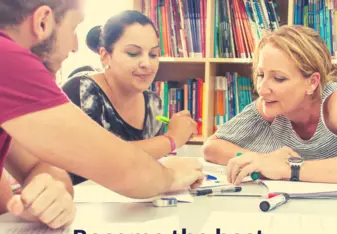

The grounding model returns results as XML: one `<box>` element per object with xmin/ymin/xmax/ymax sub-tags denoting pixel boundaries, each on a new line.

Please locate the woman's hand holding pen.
<box><xmin>227</xmin><ymin>147</ymin><xmax>300</xmax><ymax>185</ymax></box>
<box><xmin>166</xmin><ymin>110</ymin><xmax>198</xmax><ymax>148</ymax></box>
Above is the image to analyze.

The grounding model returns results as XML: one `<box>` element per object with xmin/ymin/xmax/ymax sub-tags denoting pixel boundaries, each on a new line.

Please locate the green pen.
<box><xmin>156</xmin><ymin>116</ymin><xmax>170</xmax><ymax>124</ymax></box>
<box><xmin>236</xmin><ymin>152</ymin><xmax>260</xmax><ymax>180</ymax></box>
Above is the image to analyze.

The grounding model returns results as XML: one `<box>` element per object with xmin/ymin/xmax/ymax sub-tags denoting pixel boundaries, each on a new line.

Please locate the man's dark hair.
<box><xmin>0</xmin><ymin>0</ymin><xmax>78</xmax><ymax>29</ymax></box>
<box><xmin>68</xmin><ymin>65</ymin><xmax>95</xmax><ymax>78</ymax></box>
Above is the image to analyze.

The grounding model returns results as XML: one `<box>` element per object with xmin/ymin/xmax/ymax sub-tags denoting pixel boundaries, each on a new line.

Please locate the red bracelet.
<box><xmin>163</xmin><ymin>133</ymin><xmax>176</xmax><ymax>154</ymax></box>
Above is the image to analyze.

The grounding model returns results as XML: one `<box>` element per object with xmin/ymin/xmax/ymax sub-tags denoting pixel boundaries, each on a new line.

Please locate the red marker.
<box><xmin>268</xmin><ymin>193</ymin><xmax>280</xmax><ymax>199</ymax></box>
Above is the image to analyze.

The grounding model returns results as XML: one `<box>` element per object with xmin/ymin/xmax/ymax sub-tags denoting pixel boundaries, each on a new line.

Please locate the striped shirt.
<box><xmin>215</xmin><ymin>82</ymin><xmax>337</xmax><ymax>160</ymax></box>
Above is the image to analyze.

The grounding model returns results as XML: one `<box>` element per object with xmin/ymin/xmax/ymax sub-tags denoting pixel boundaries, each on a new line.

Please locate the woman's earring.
<box><xmin>105</xmin><ymin>65</ymin><xmax>110</xmax><ymax>70</ymax></box>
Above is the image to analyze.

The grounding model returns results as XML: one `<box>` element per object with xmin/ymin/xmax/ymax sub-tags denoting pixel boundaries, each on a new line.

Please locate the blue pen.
<box><xmin>206</xmin><ymin>174</ymin><xmax>217</xmax><ymax>180</ymax></box>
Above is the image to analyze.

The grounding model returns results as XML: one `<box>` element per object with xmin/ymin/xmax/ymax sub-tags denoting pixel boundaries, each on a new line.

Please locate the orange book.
<box><xmin>177</xmin><ymin>0</ymin><xmax>189</xmax><ymax>57</ymax></box>
<box><xmin>164</xmin><ymin>0</ymin><xmax>171</xmax><ymax>56</ymax></box>
<box><xmin>160</xmin><ymin>4</ymin><xmax>168</xmax><ymax>56</ymax></box>
<box><xmin>184</xmin><ymin>84</ymin><xmax>188</xmax><ymax>110</ymax></box>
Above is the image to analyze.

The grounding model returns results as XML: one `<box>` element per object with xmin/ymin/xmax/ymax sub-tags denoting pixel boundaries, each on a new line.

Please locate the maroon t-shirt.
<box><xmin>0</xmin><ymin>31</ymin><xmax>69</xmax><ymax>177</ymax></box>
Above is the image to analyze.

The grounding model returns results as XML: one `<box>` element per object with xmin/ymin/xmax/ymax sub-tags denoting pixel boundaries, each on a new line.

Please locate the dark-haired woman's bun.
<box><xmin>86</xmin><ymin>26</ymin><xmax>102</xmax><ymax>54</ymax></box>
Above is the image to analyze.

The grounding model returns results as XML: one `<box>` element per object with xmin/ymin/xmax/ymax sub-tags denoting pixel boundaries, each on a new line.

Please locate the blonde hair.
<box><xmin>252</xmin><ymin>25</ymin><xmax>337</xmax><ymax>100</ymax></box>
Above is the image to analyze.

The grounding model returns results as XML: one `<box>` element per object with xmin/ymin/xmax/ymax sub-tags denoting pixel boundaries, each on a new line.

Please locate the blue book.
<box><xmin>192</xmin><ymin>79</ymin><xmax>198</xmax><ymax>121</ymax></box>
<box><xmin>195</xmin><ymin>0</ymin><xmax>201</xmax><ymax>56</ymax></box>
<box><xmin>294</xmin><ymin>0</ymin><xmax>297</xmax><ymax>24</ymax></box>
<box><xmin>176</xmin><ymin>88</ymin><xmax>183</xmax><ymax>112</ymax></box>
<box><xmin>187</xmin><ymin>79</ymin><xmax>193</xmax><ymax>115</ymax></box>
<box><xmin>214</xmin><ymin>0</ymin><xmax>219</xmax><ymax>58</ymax></box>
<box><xmin>319</xmin><ymin>0</ymin><xmax>325</xmax><ymax>40</ymax></box>
<box><xmin>187</xmin><ymin>0</ymin><xmax>196</xmax><ymax>57</ymax></box>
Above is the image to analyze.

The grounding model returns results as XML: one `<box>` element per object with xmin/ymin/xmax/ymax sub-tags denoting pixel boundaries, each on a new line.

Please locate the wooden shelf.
<box><xmin>156</xmin><ymin>62</ymin><xmax>205</xmax><ymax>81</ymax></box>
<box><xmin>158</xmin><ymin>57</ymin><xmax>253</xmax><ymax>64</ymax></box>
<box><xmin>209</xmin><ymin>58</ymin><xmax>253</xmax><ymax>64</ymax></box>
<box><xmin>159</xmin><ymin>57</ymin><xmax>206</xmax><ymax>63</ymax></box>
<box><xmin>187</xmin><ymin>135</ymin><xmax>206</xmax><ymax>145</ymax></box>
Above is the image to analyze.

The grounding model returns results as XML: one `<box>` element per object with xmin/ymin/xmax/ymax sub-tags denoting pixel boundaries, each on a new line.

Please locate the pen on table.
<box><xmin>236</xmin><ymin>152</ymin><xmax>260</xmax><ymax>180</ymax></box>
<box><xmin>191</xmin><ymin>185</ymin><xmax>242</xmax><ymax>196</ymax></box>
<box><xmin>206</xmin><ymin>174</ymin><xmax>217</xmax><ymax>180</ymax></box>
<box><xmin>259</xmin><ymin>193</ymin><xmax>290</xmax><ymax>212</ymax></box>
<box><xmin>156</xmin><ymin>115</ymin><xmax>170</xmax><ymax>124</ymax></box>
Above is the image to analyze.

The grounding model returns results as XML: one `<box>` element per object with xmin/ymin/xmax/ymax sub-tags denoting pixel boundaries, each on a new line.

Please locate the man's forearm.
<box><xmin>3</xmin><ymin>103</ymin><xmax>174</xmax><ymax>198</ymax></box>
<box><xmin>132</xmin><ymin>136</ymin><xmax>172</xmax><ymax>159</ymax></box>
<box><xmin>23</xmin><ymin>163</ymin><xmax>74</xmax><ymax>197</ymax></box>
<box><xmin>300</xmin><ymin>157</ymin><xmax>337</xmax><ymax>183</ymax></box>
<box><xmin>92</xmin><ymin>139</ymin><xmax>174</xmax><ymax>198</ymax></box>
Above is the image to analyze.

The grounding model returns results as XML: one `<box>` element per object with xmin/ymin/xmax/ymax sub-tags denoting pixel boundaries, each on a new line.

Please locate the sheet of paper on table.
<box><xmin>200</xmin><ymin>212</ymin><xmax>337</xmax><ymax>234</ymax></box>
<box><xmin>0</xmin><ymin>216</ymin><xmax>179</xmax><ymax>234</ymax></box>
<box><xmin>261</xmin><ymin>180</ymin><xmax>337</xmax><ymax>198</ymax></box>
<box><xmin>198</xmin><ymin>158</ymin><xmax>253</xmax><ymax>188</ymax></box>
<box><xmin>74</xmin><ymin>182</ymin><xmax>193</xmax><ymax>203</ymax></box>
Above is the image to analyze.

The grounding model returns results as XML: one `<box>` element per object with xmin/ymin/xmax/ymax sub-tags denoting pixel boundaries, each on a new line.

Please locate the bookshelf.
<box><xmin>132</xmin><ymin>0</ymin><xmax>330</xmax><ymax>144</ymax></box>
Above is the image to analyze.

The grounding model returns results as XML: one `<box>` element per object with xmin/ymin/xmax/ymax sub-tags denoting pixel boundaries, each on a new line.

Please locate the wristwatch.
<box><xmin>287</xmin><ymin>157</ymin><xmax>304</xmax><ymax>181</ymax></box>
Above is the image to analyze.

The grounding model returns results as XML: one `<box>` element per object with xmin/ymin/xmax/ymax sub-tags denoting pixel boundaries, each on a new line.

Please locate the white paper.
<box><xmin>0</xmin><ymin>222</ymin><xmax>70</xmax><ymax>234</ymax></box>
<box><xmin>200</xmin><ymin>212</ymin><xmax>337</xmax><ymax>234</ymax></box>
<box><xmin>261</xmin><ymin>180</ymin><xmax>337</xmax><ymax>196</ymax></box>
<box><xmin>74</xmin><ymin>183</ymin><xmax>193</xmax><ymax>203</ymax></box>
<box><xmin>199</xmin><ymin>158</ymin><xmax>253</xmax><ymax>186</ymax></box>
<box><xmin>0</xmin><ymin>216</ymin><xmax>179</xmax><ymax>234</ymax></box>
<box><xmin>200</xmin><ymin>212</ymin><xmax>270</xmax><ymax>234</ymax></box>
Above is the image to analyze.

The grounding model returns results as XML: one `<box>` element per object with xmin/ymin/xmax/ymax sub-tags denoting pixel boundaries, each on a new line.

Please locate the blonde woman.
<box><xmin>203</xmin><ymin>25</ymin><xmax>337</xmax><ymax>185</ymax></box>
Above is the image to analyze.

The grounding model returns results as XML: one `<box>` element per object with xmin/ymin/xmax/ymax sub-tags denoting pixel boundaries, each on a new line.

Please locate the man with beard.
<box><xmin>0</xmin><ymin>0</ymin><xmax>204</xmax><ymax>229</ymax></box>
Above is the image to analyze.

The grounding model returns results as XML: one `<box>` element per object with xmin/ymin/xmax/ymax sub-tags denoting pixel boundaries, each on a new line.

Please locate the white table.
<box><xmin>1</xmin><ymin>145</ymin><xmax>337</xmax><ymax>233</ymax></box>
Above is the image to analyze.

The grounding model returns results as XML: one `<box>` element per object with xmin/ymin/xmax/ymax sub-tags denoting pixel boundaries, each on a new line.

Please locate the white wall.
<box><xmin>57</xmin><ymin>0</ymin><xmax>133</xmax><ymax>83</ymax></box>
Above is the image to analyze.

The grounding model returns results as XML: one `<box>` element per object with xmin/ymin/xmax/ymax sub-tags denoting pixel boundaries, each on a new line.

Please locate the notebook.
<box><xmin>200</xmin><ymin>212</ymin><xmax>337</xmax><ymax>234</ymax></box>
<box><xmin>0</xmin><ymin>216</ymin><xmax>179</xmax><ymax>234</ymax></box>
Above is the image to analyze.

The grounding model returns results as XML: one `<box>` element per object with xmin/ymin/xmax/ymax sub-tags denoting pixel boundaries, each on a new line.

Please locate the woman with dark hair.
<box><xmin>62</xmin><ymin>10</ymin><xmax>197</xmax><ymax>185</ymax></box>
<box><xmin>67</xmin><ymin>65</ymin><xmax>96</xmax><ymax>79</ymax></box>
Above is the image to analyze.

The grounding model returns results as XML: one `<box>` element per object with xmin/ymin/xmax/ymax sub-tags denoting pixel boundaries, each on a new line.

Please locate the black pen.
<box><xmin>190</xmin><ymin>185</ymin><xmax>242</xmax><ymax>196</ymax></box>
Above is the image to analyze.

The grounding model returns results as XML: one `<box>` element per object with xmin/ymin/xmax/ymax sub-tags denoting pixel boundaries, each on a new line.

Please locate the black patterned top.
<box><xmin>62</xmin><ymin>74</ymin><xmax>164</xmax><ymax>184</ymax></box>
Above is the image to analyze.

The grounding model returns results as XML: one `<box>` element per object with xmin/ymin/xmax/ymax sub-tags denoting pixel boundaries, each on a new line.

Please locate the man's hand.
<box><xmin>7</xmin><ymin>173</ymin><xmax>76</xmax><ymax>229</ymax></box>
<box><xmin>161</xmin><ymin>157</ymin><xmax>204</xmax><ymax>191</ymax></box>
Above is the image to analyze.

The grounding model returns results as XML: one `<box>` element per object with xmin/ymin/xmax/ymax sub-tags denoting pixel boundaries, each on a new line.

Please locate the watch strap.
<box><xmin>290</xmin><ymin>165</ymin><xmax>300</xmax><ymax>181</ymax></box>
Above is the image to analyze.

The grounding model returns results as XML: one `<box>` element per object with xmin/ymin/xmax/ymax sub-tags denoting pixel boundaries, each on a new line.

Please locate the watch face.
<box><xmin>288</xmin><ymin>157</ymin><xmax>303</xmax><ymax>163</ymax></box>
